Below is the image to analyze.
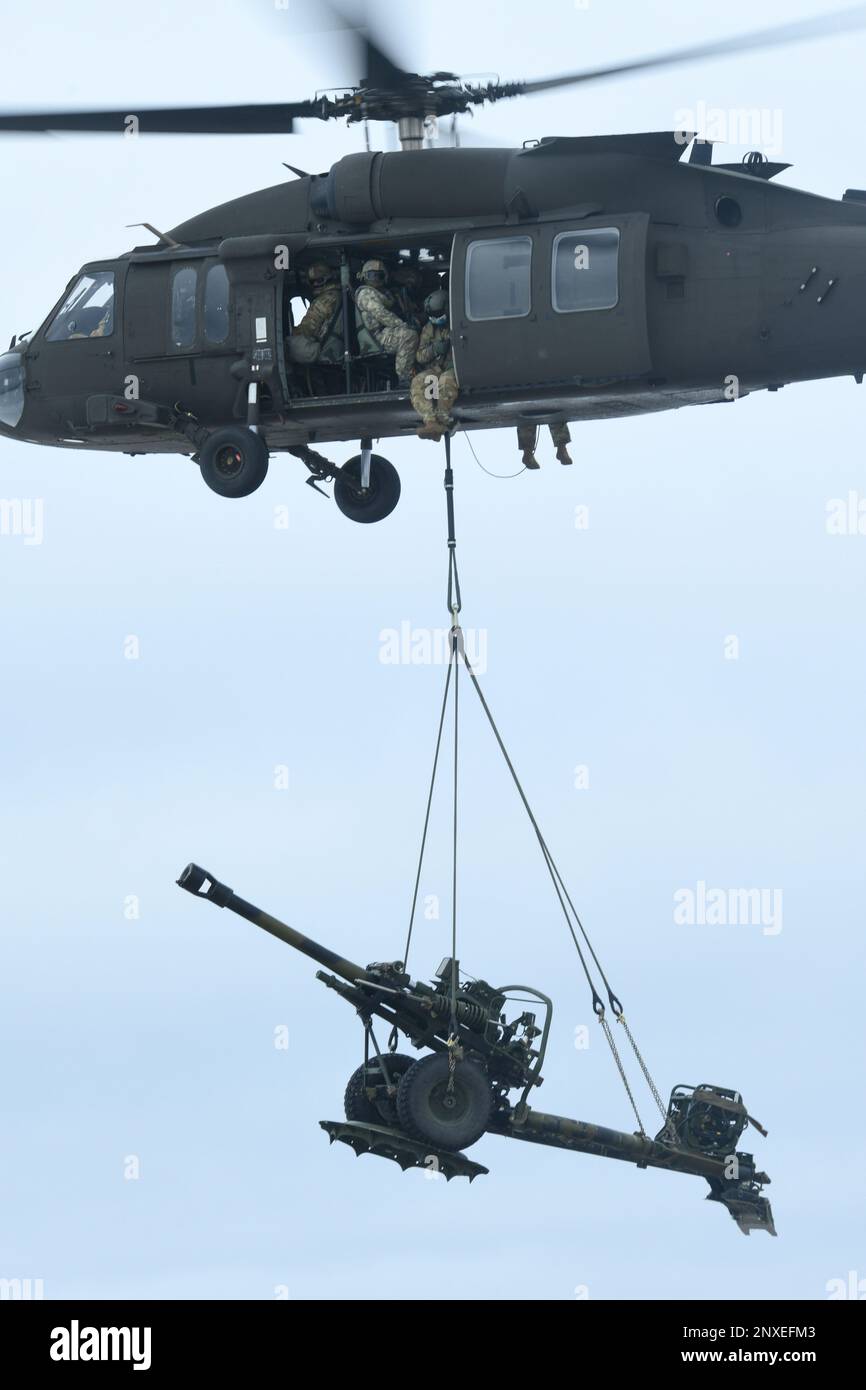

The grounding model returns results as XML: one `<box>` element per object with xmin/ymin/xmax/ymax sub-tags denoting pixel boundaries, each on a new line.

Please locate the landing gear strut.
<box><xmin>334</xmin><ymin>451</ymin><xmax>401</xmax><ymax>523</ymax></box>
<box><xmin>291</xmin><ymin>437</ymin><xmax>401</xmax><ymax>524</ymax></box>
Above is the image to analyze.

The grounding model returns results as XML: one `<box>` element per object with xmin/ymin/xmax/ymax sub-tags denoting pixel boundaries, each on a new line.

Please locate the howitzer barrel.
<box><xmin>177</xmin><ymin>864</ymin><xmax>372</xmax><ymax>985</ymax></box>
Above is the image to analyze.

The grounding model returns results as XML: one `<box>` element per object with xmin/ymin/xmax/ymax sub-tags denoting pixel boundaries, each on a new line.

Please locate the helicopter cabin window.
<box><xmin>552</xmin><ymin>229</ymin><xmax>620</xmax><ymax>313</ymax></box>
<box><xmin>45</xmin><ymin>271</ymin><xmax>115</xmax><ymax>342</ymax></box>
<box><xmin>0</xmin><ymin>353</ymin><xmax>25</xmax><ymax>428</ymax></box>
<box><xmin>171</xmin><ymin>266</ymin><xmax>198</xmax><ymax>349</ymax></box>
<box><xmin>465</xmin><ymin>236</ymin><xmax>532</xmax><ymax>321</ymax></box>
<box><xmin>204</xmin><ymin>264</ymin><xmax>230</xmax><ymax>344</ymax></box>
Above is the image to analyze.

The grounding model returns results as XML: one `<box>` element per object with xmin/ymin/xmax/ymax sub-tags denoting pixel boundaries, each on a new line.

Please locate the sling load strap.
<box><xmin>449</xmin><ymin>619</ymin><xmax>460</xmax><ymax>1036</ymax></box>
<box><xmin>446</xmin><ymin>432</ymin><xmax>461</xmax><ymax>1033</ymax></box>
<box><xmin>456</xmin><ymin>644</ymin><xmax>668</xmax><ymax>1121</ymax></box>
<box><xmin>455</xmin><ymin>580</ymin><xmax>670</xmax><ymax>1127</ymax></box>
<box><xmin>459</xmin><ymin>648</ymin><xmax>612</xmax><ymax>1017</ymax></box>
<box><xmin>405</xmin><ymin>440</ymin><xmax>665</xmax><ymax>1126</ymax></box>
<box><xmin>444</xmin><ymin>437</ymin><xmax>462</xmax><ymax>620</ymax></box>
<box><xmin>402</xmin><ymin>660</ymin><xmax>453</xmax><ymax>970</ymax></box>
<box><xmin>442</xmin><ymin>435</ymin><xmax>605</xmax><ymax>1014</ymax></box>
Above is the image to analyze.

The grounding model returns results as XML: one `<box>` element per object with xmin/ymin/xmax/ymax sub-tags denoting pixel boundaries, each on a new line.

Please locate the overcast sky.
<box><xmin>1</xmin><ymin>0</ymin><xmax>864</xmax><ymax>1301</ymax></box>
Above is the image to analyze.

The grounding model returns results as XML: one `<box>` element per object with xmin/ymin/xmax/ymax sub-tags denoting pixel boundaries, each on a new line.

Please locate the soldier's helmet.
<box><xmin>360</xmin><ymin>258</ymin><xmax>389</xmax><ymax>287</ymax></box>
<box><xmin>424</xmin><ymin>288</ymin><xmax>449</xmax><ymax>324</ymax></box>
<box><xmin>305</xmin><ymin>261</ymin><xmax>335</xmax><ymax>290</ymax></box>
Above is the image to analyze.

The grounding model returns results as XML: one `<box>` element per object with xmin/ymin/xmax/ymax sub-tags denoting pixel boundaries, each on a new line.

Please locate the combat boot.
<box><xmin>522</xmin><ymin>449</ymin><xmax>540</xmax><ymax>470</ymax></box>
<box><xmin>556</xmin><ymin>444</ymin><xmax>573</xmax><ymax>466</ymax></box>
<box><xmin>417</xmin><ymin>421</ymin><xmax>444</xmax><ymax>441</ymax></box>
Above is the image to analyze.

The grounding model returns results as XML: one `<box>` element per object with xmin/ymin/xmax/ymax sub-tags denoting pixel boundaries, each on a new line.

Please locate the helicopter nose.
<box><xmin>0</xmin><ymin>350</ymin><xmax>26</xmax><ymax>430</ymax></box>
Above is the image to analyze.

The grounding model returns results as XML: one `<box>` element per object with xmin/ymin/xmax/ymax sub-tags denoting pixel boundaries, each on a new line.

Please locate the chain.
<box><xmin>617</xmin><ymin>1013</ymin><xmax>674</xmax><ymax>1137</ymax></box>
<box><xmin>599</xmin><ymin>1014</ymin><xmax>646</xmax><ymax>1137</ymax></box>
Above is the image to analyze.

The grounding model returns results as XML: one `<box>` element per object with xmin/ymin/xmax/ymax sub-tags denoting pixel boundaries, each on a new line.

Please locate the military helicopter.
<box><xmin>2</xmin><ymin>3</ymin><xmax>866</xmax><ymax>522</ymax></box>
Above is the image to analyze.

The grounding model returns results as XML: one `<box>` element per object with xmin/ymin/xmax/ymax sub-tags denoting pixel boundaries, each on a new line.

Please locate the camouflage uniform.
<box><xmin>517</xmin><ymin>422</ymin><xmax>571</xmax><ymax>450</ymax></box>
<box><xmin>410</xmin><ymin>322</ymin><xmax>458</xmax><ymax>429</ymax></box>
<box><xmin>355</xmin><ymin>285</ymin><xmax>419</xmax><ymax>382</ymax></box>
<box><xmin>289</xmin><ymin>284</ymin><xmax>343</xmax><ymax>364</ymax></box>
<box><xmin>517</xmin><ymin>422</ymin><xmax>573</xmax><ymax>467</ymax></box>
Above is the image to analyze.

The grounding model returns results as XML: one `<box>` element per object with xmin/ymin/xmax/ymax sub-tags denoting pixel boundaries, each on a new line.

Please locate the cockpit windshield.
<box><xmin>46</xmin><ymin>271</ymin><xmax>115</xmax><ymax>342</ymax></box>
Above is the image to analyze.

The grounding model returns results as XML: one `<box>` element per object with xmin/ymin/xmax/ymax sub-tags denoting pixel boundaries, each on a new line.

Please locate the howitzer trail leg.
<box><xmin>320</xmin><ymin>1120</ymin><xmax>489</xmax><ymax>1181</ymax></box>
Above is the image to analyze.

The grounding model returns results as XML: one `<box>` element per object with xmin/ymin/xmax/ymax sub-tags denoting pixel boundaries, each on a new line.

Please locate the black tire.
<box><xmin>199</xmin><ymin>426</ymin><xmax>269</xmax><ymax>499</ymax></box>
<box><xmin>334</xmin><ymin>454</ymin><xmax>401</xmax><ymax>524</ymax></box>
<box><xmin>344</xmin><ymin>1053</ymin><xmax>417</xmax><ymax>1126</ymax></box>
<box><xmin>396</xmin><ymin>1053</ymin><xmax>492</xmax><ymax>1152</ymax></box>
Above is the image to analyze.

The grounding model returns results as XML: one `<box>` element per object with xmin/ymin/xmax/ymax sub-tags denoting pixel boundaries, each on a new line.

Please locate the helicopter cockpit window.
<box><xmin>171</xmin><ymin>266</ymin><xmax>198</xmax><ymax>349</ymax></box>
<box><xmin>552</xmin><ymin>228</ymin><xmax>620</xmax><ymax>313</ymax></box>
<box><xmin>204</xmin><ymin>264</ymin><xmax>230</xmax><ymax>344</ymax></box>
<box><xmin>465</xmin><ymin>236</ymin><xmax>532</xmax><ymax>320</ymax></box>
<box><xmin>45</xmin><ymin>271</ymin><xmax>115</xmax><ymax>342</ymax></box>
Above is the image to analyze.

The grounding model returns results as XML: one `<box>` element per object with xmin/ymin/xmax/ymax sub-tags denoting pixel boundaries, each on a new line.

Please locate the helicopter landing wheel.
<box><xmin>343</xmin><ymin>1053</ymin><xmax>417</xmax><ymax>1127</ymax></box>
<box><xmin>199</xmin><ymin>426</ymin><xmax>269</xmax><ymax>499</ymax></box>
<box><xmin>334</xmin><ymin>453</ymin><xmax>401</xmax><ymax>524</ymax></box>
<box><xmin>396</xmin><ymin>1053</ymin><xmax>492</xmax><ymax>1152</ymax></box>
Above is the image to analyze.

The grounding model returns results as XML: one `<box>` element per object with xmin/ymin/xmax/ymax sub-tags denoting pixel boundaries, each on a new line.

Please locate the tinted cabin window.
<box><xmin>714</xmin><ymin>196</ymin><xmax>742</xmax><ymax>228</ymax></box>
<box><xmin>46</xmin><ymin>271</ymin><xmax>115</xmax><ymax>341</ymax></box>
<box><xmin>171</xmin><ymin>266</ymin><xmax>198</xmax><ymax>348</ymax></box>
<box><xmin>465</xmin><ymin>236</ymin><xmax>532</xmax><ymax>320</ymax></box>
<box><xmin>204</xmin><ymin>264</ymin><xmax>230</xmax><ymax>344</ymax></box>
<box><xmin>552</xmin><ymin>228</ymin><xmax>620</xmax><ymax>313</ymax></box>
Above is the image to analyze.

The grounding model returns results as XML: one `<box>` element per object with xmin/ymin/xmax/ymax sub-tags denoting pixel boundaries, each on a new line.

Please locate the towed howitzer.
<box><xmin>177</xmin><ymin>863</ymin><xmax>776</xmax><ymax>1235</ymax></box>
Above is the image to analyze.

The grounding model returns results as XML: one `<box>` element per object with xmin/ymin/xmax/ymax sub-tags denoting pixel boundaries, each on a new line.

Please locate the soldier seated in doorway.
<box><xmin>288</xmin><ymin>262</ymin><xmax>344</xmax><ymax>365</ymax></box>
<box><xmin>410</xmin><ymin>289</ymin><xmax>458</xmax><ymax>441</ymax></box>
<box><xmin>354</xmin><ymin>259</ymin><xmax>419</xmax><ymax>384</ymax></box>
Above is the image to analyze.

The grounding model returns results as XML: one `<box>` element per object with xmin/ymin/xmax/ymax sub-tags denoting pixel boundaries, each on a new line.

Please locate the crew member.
<box><xmin>410</xmin><ymin>289</ymin><xmax>458</xmax><ymax>440</ymax></box>
<box><xmin>354</xmin><ymin>260</ymin><xmax>419</xmax><ymax>383</ymax></box>
<box><xmin>288</xmin><ymin>262</ymin><xmax>343</xmax><ymax>364</ymax></box>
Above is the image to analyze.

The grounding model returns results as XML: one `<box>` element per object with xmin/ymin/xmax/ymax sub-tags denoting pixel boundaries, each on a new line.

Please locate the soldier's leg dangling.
<box><xmin>550</xmin><ymin>422</ymin><xmax>573</xmax><ymax>466</ymax></box>
<box><xmin>516</xmin><ymin>424</ymin><xmax>540</xmax><ymax>470</ymax></box>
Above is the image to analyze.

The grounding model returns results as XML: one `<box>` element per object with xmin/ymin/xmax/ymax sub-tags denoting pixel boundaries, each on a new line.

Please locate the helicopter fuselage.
<box><xmin>3</xmin><ymin>136</ymin><xmax>865</xmax><ymax>471</ymax></box>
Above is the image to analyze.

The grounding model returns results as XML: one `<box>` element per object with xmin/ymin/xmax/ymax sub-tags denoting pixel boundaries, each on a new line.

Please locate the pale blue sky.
<box><xmin>0</xmin><ymin>0</ymin><xmax>864</xmax><ymax>1300</ymax></box>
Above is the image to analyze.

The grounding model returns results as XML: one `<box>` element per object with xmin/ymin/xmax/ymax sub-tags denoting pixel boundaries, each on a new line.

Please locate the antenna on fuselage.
<box><xmin>127</xmin><ymin>222</ymin><xmax>181</xmax><ymax>249</ymax></box>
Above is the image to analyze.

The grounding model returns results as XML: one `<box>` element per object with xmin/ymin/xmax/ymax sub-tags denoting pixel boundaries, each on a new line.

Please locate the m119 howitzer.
<box><xmin>177</xmin><ymin>863</ymin><xmax>776</xmax><ymax>1236</ymax></box>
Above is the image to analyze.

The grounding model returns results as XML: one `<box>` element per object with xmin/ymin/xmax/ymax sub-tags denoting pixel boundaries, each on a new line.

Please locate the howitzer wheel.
<box><xmin>397</xmin><ymin>1053</ymin><xmax>492</xmax><ymax>1152</ymax></box>
<box><xmin>344</xmin><ymin>1054</ymin><xmax>416</xmax><ymax>1127</ymax></box>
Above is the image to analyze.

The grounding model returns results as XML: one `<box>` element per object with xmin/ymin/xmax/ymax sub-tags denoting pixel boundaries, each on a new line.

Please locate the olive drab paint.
<box><xmin>4</xmin><ymin>134</ymin><xmax>866</xmax><ymax>525</ymax></box>
<box><xmin>177</xmin><ymin>864</ymin><xmax>777</xmax><ymax>1237</ymax></box>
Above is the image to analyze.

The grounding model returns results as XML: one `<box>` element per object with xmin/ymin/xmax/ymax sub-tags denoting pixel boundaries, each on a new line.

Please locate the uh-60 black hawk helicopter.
<box><xmin>2</xmin><ymin>4</ymin><xmax>866</xmax><ymax>522</ymax></box>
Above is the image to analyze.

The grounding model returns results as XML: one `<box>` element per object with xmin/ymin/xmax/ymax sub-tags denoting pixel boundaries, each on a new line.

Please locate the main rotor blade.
<box><xmin>507</xmin><ymin>4</ymin><xmax>866</xmax><ymax>99</ymax></box>
<box><xmin>270</xmin><ymin>0</ymin><xmax>411</xmax><ymax>89</ymax></box>
<box><xmin>0</xmin><ymin>103</ymin><xmax>321</xmax><ymax>135</ymax></box>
